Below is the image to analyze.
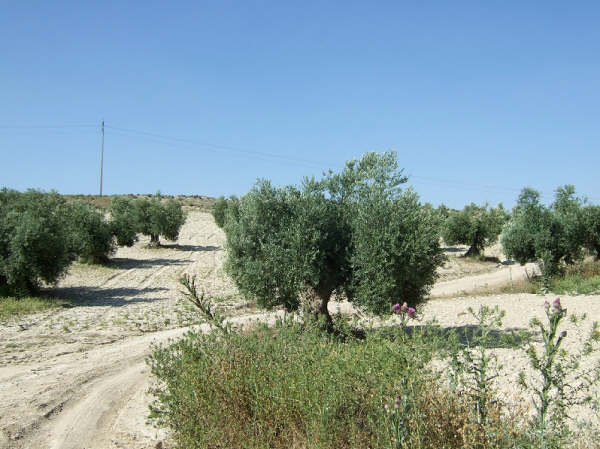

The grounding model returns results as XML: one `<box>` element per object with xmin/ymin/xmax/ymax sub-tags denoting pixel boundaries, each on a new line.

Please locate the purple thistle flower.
<box><xmin>401</xmin><ymin>302</ymin><xmax>409</xmax><ymax>313</ymax></box>
<box><xmin>553</xmin><ymin>297</ymin><xmax>562</xmax><ymax>311</ymax></box>
<box><xmin>407</xmin><ymin>307</ymin><xmax>416</xmax><ymax>318</ymax></box>
<box><xmin>394</xmin><ymin>395</ymin><xmax>402</xmax><ymax>410</ymax></box>
<box><xmin>392</xmin><ymin>303</ymin><xmax>401</xmax><ymax>312</ymax></box>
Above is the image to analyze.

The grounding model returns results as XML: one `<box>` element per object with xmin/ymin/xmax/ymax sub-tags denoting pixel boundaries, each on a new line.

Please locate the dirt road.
<box><xmin>1</xmin><ymin>212</ymin><xmax>598</xmax><ymax>448</ymax></box>
<box><xmin>0</xmin><ymin>211</ymin><xmax>239</xmax><ymax>449</ymax></box>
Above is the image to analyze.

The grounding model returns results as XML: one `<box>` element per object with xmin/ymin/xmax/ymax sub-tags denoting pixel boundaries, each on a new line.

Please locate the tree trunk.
<box><xmin>465</xmin><ymin>244</ymin><xmax>481</xmax><ymax>258</ymax></box>
<box><xmin>299</xmin><ymin>283</ymin><xmax>334</xmax><ymax>331</ymax></box>
<box><xmin>465</xmin><ymin>230</ymin><xmax>482</xmax><ymax>258</ymax></box>
<box><xmin>149</xmin><ymin>233</ymin><xmax>160</xmax><ymax>247</ymax></box>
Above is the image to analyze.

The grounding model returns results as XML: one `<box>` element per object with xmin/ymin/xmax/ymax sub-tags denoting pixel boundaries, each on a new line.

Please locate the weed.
<box><xmin>0</xmin><ymin>296</ymin><xmax>71</xmax><ymax>321</ymax></box>
<box><xmin>519</xmin><ymin>297</ymin><xmax>600</xmax><ymax>447</ymax></box>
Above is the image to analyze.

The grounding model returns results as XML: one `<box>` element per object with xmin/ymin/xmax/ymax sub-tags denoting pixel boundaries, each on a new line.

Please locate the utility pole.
<box><xmin>100</xmin><ymin>119</ymin><xmax>104</xmax><ymax>196</ymax></box>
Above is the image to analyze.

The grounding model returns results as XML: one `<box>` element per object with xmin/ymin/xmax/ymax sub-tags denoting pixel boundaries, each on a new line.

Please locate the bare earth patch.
<box><xmin>1</xmin><ymin>214</ymin><xmax>598</xmax><ymax>448</ymax></box>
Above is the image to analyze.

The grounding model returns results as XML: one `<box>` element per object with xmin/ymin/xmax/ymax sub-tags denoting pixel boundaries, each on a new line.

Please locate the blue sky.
<box><xmin>1</xmin><ymin>1</ymin><xmax>599</xmax><ymax>208</ymax></box>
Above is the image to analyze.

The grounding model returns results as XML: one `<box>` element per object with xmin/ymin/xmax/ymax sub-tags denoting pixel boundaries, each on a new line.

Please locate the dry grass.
<box><xmin>63</xmin><ymin>194</ymin><xmax>215</xmax><ymax>211</ymax></box>
<box><xmin>0</xmin><ymin>295</ymin><xmax>72</xmax><ymax>321</ymax></box>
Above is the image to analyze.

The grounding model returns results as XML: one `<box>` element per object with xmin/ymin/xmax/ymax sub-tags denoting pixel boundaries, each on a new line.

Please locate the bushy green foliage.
<box><xmin>211</xmin><ymin>196</ymin><xmax>228</xmax><ymax>228</ymax></box>
<box><xmin>501</xmin><ymin>188</ymin><xmax>542</xmax><ymax>265</ymax></box>
<box><xmin>0</xmin><ymin>189</ymin><xmax>75</xmax><ymax>295</ymax></box>
<box><xmin>211</xmin><ymin>195</ymin><xmax>240</xmax><ymax>229</ymax></box>
<box><xmin>149</xmin><ymin>282</ymin><xmax>600</xmax><ymax>449</ymax></box>
<box><xmin>110</xmin><ymin>194</ymin><xmax>187</xmax><ymax>247</ymax></box>
<box><xmin>582</xmin><ymin>205</ymin><xmax>600</xmax><ymax>260</ymax></box>
<box><xmin>109</xmin><ymin>196</ymin><xmax>138</xmax><ymax>246</ymax></box>
<box><xmin>222</xmin><ymin>152</ymin><xmax>445</xmax><ymax>322</ymax></box>
<box><xmin>502</xmin><ymin>187</ymin><xmax>586</xmax><ymax>286</ymax></box>
<box><xmin>349</xmin><ymin>188</ymin><xmax>444</xmax><ymax>315</ymax></box>
<box><xmin>162</xmin><ymin>198</ymin><xmax>187</xmax><ymax>241</ymax></box>
<box><xmin>66</xmin><ymin>201</ymin><xmax>115</xmax><ymax>264</ymax></box>
<box><xmin>149</xmin><ymin>315</ymin><xmax>513</xmax><ymax>449</ymax></box>
<box><xmin>436</xmin><ymin>203</ymin><xmax>451</xmax><ymax>221</ymax></box>
<box><xmin>551</xmin><ymin>185</ymin><xmax>586</xmax><ymax>265</ymax></box>
<box><xmin>133</xmin><ymin>195</ymin><xmax>186</xmax><ymax>246</ymax></box>
<box><xmin>442</xmin><ymin>203</ymin><xmax>507</xmax><ymax>257</ymax></box>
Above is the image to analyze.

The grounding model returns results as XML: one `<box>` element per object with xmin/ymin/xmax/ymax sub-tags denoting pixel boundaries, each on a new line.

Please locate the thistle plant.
<box><xmin>519</xmin><ymin>297</ymin><xmax>600</xmax><ymax>446</ymax></box>
<box><xmin>392</xmin><ymin>301</ymin><xmax>416</xmax><ymax>328</ymax></box>
<box><xmin>385</xmin><ymin>381</ymin><xmax>414</xmax><ymax>448</ymax></box>
<box><xmin>447</xmin><ymin>306</ymin><xmax>517</xmax><ymax>436</ymax></box>
<box><xmin>385</xmin><ymin>303</ymin><xmax>418</xmax><ymax>448</ymax></box>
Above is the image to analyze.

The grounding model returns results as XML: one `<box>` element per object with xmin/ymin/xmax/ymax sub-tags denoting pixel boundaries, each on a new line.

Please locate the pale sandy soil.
<box><xmin>1</xmin><ymin>212</ymin><xmax>598</xmax><ymax>448</ymax></box>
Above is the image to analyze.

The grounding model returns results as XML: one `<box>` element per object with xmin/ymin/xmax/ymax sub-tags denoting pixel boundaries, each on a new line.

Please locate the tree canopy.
<box><xmin>442</xmin><ymin>203</ymin><xmax>507</xmax><ymax>257</ymax></box>
<box><xmin>501</xmin><ymin>186</ymin><xmax>586</xmax><ymax>285</ymax></box>
<box><xmin>0</xmin><ymin>189</ymin><xmax>76</xmax><ymax>295</ymax></box>
<box><xmin>110</xmin><ymin>194</ymin><xmax>187</xmax><ymax>247</ymax></box>
<box><xmin>217</xmin><ymin>152</ymin><xmax>445</xmax><ymax>325</ymax></box>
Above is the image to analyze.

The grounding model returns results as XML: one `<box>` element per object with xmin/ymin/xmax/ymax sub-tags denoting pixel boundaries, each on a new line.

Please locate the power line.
<box><xmin>104</xmin><ymin>124</ymin><xmax>331</xmax><ymax>169</ymax></box>
<box><xmin>0</xmin><ymin>124</ymin><xmax>96</xmax><ymax>129</ymax></box>
<box><xmin>105</xmin><ymin>123</ymin><xmax>600</xmax><ymax>202</ymax></box>
<box><xmin>1</xmin><ymin>120</ymin><xmax>597</xmax><ymax>203</ymax></box>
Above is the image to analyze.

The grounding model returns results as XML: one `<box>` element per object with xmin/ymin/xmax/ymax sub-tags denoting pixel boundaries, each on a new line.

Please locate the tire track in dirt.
<box><xmin>6</xmin><ymin>311</ymin><xmax>279</xmax><ymax>449</ymax></box>
<box><xmin>0</xmin><ymin>211</ymin><xmax>233</xmax><ymax>448</ymax></box>
<box><xmin>430</xmin><ymin>262</ymin><xmax>540</xmax><ymax>297</ymax></box>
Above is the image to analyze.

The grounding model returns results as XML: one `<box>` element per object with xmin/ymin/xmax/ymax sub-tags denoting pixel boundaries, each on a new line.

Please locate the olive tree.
<box><xmin>442</xmin><ymin>203</ymin><xmax>507</xmax><ymax>257</ymax></box>
<box><xmin>0</xmin><ymin>189</ymin><xmax>75</xmax><ymax>295</ymax></box>
<box><xmin>211</xmin><ymin>195</ymin><xmax>239</xmax><ymax>228</ymax></box>
<box><xmin>551</xmin><ymin>185</ymin><xmax>585</xmax><ymax>264</ymax></box>
<box><xmin>502</xmin><ymin>187</ymin><xmax>585</xmax><ymax>287</ymax></box>
<box><xmin>133</xmin><ymin>195</ymin><xmax>186</xmax><ymax>247</ymax></box>
<box><xmin>109</xmin><ymin>195</ymin><xmax>186</xmax><ymax>248</ymax></box>
<box><xmin>109</xmin><ymin>196</ymin><xmax>139</xmax><ymax>247</ymax></box>
<box><xmin>582</xmin><ymin>205</ymin><xmax>600</xmax><ymax>260</ymax></box>
<box><xmin>222</xmin><ymin>152</ymin><xmax>445</xmax><ymax>326</ymax></box>
<box><xmin>66</xmin><ymin>200</ymin><xmax>115</xmax><ymax>264</ymax></box>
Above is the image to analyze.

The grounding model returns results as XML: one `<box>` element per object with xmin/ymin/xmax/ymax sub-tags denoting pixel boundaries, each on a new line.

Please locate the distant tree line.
<box><xmin>0</xmin><ymin>189</ymin><xmax>186</xmax><ymax>296</ymax></box>
<box><xmin>437</xmin><ymin>185</ymin><xmax>600</xmax><ymax>288</ymax></box>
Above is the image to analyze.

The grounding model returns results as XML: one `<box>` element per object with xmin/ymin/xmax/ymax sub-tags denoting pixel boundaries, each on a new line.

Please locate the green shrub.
<box><xmin>550</xmin><ymin>260</ymin><xmax>600</xmax><ymax>295</ymax></box>
<box><xmin>150</xmin><ymin>282</ymin><xmax>600</xmax><ymax>449</ymax></box>
<box><xmin>442</xmin><ymin>203</ymin><xmax>507</xmax><ymax>257</ymax></box>
<box><xmin>66</xmin><ymin>200</ymin><xmax>115</xmax><ymax>264</ymax></box>
<box><xmin>149</xmin><ymin>316</ymin><xmax>439</xmax><ymax>449</ymax></box>
<box><xmin>148</xmin><ymin>310</ymin><xmax>536</xmax><ymax>449</ymax></box>
<box><xmin>0</xmin><ymin>189</ymin><xmax>75</xmax><ymax>295</ymax></box>
<box><xmin>222</xmin><ymin>151</ymin><xmax>445</xmax><ymax>324</ymax></box>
